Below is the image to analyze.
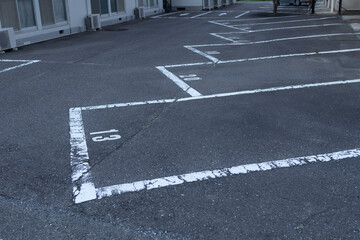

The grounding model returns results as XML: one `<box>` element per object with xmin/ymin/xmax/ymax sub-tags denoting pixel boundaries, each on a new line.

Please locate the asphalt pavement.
<box><xmin>1</xmin><ymin>1</ymin><xmax>360</xmax><ymax>239</ymax></box>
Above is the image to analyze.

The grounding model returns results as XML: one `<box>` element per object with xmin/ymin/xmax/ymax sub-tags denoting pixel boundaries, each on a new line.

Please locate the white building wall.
<box><xmin>342</xmin><ymin>0</ymin><xmax>360</xmax><ymax>10</ymax></box>
<box><xmin>1</xmin><ymin>0</ymin><xmax>163</xmax><ymax>50</ymax></box>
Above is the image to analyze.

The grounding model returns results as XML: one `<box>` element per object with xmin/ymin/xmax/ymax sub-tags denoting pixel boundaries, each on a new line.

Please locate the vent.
<box><xmin>85</xmin><ymin>14</ymin><xmax>101</xmax><ymax>31</ymax></box>
<box><xmin>214</xmin><ymin>0</ymin><xmax>222</xmax><ymax>8</ymax></box>
<box><xmin>203</xmin><ymin>0</ymin><xmax>214</xmax><ymax>10</ymax></box>
<box><xmin>0</xmin><ymin>28</ymin><xmax>16</xmax><ymax>51</ymax></box>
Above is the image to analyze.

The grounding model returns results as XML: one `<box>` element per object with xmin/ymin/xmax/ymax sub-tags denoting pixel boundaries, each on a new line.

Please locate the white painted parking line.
<box><xmin>151</xmin><ymin>12</ymin><xmax>178</xmax><ymax>18</ymax></box>
<box><xmin>213</xmin><ymin>15</ymin><xmax>299</xmax><ymax>22</ymax></box>
<box><xmin>191</xmin><ymin>11</ymin><xmax>213</xmax><ymax>18</ymax></box>
<box><xmin>163</xmin><ymin>48</ymin><xmax>360</xmax><ymax>69</ymax></box>
<box><xmin>235</xmin><ymin>11</ymin><xmax>250</xmax><ymax>19</ymax></box>
<box><xmin>96</xmin><ymin>148</ymin><xmax>360</xmax><ymax>200</ymax></box>
<box><xmin>217</xmin><ymin>48</ymin><xmax>360</xmax><ymax>65</ymax></box>
<box><xmin>156</xmin><ymin>66</ymin><xmax>202</xmax><ymax>97</ymax></box>
<box><xmin>219</xmin><ymin>13</ymin><xmax>227</xmax><ymax>17</ymax></box>
<box><xmin>210</xmin><ymin>33</ymin><xmax>245</xmax><ymax>42</ymax></box>
<box><xmin>231</xmin><ymin>17</ymin><xmax>337</xmax><ymax>27</ymax></box>
<box><xmin>81</xmin><ymin>78</ymin><xmax>360</xmax><ymax>111</ymax></box>
<box><xmin>69</xmin><ymin>108</ymin><xmax>97</xmax><ymax>204</ymax></box>
<box><xmin>205</xmin><ymin>51</ymin><xmax>220</xmax><ymax>55</ymax></box>
<box><xmin>211</xmin><ymin>23</ymin><xmax>344</xmax><ymax>41</ymax></box>
<box><xmin>189</xmin><ymin>33</ymin><xmax>357</xmax><ymax>48</ymax></box>
<box><xmin>0</xmin><ymin>59</ymin><xmax>41</xmax><ymax>74</ymax></box>
<box><xmin>184</xmin><ymin>45</ymin><xmax>220</xmax><ymax>63</ymax></box>
<box><xmin>180</xmin><ymin>13</ymin><xmax>190</xmax><ymax>17</ymax></box>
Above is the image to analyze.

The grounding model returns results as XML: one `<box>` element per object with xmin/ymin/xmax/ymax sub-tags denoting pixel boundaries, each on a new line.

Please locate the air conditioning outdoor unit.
<box><xmin>214</xmin><ymin>0</ymin><xmax>222</xmax><ymax>8</ymax></box>
<box><xmin>138</xmin><ymin>7</ymin><xmax>146</xmax><ymax>19</ymax></box>
<box><xmin>0</xmin><ymin>28</ymin><xmax>16</xmax><ymax>51</ymax></box>
<box><xmin>85</xmin><ymin>14</ymin><xmax>101</xmax><ymax>31</ymax></box>
<box><xmin>222</xmin><ymin>0</ymin><xmax>230</xmax><ymax>6</ymax></box>
<box><xmin>203</xmin><ymin>0</ymin><xmax>214</xmax><ymax>10</ymax></box>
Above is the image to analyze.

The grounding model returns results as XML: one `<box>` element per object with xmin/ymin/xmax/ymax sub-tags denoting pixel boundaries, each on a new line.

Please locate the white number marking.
<box><xmin>90</xmin><ymin>129</ymin><xmax>121</xmax><ymax>142</ymax></box>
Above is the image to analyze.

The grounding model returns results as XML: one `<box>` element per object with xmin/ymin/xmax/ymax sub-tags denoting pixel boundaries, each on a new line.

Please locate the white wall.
<box><xmin>343</xmin><ymin>0</ymin><xmax>360</xmax><ymax>10</ymax></box>
<box><xmin>172</xmin><ymin>0</ymin><xmax>203</xmax><ymax>7</ymax></box>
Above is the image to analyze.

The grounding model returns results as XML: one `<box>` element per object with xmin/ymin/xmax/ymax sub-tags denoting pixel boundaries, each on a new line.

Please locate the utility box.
<box><xmin>0</xmin><ymin>28</ymin><xmax>16</xmax><ymax>51</ymax></box>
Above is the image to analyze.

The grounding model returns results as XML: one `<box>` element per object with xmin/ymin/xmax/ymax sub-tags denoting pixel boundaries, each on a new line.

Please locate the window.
<box><xmin>92</xmin><ymin>0</ymin><xmax>125</xmax><ymax>14</ymax></box>
<box><xmin>39</xmin><ymin>0</ymin><xmax>67</xmax><ymax>26</ymax></box>
<box><xmin>117</xmin><ymin>0</ymin><xmax>125</xmax><ymax>12</ymax></box>
<box><xmin>138</xmin><ymin>0</ymin><xmax>158</xmax><ymax>8</ymax></box>
<box><xmin>0</xmin><ymin>0</ymin><xmax>36</xmax><ymax>30</ymax></box>
<box><xmin>91</xmin><ymin>0</ymin><xmax>109</xmax><ymax>14</ymax></box>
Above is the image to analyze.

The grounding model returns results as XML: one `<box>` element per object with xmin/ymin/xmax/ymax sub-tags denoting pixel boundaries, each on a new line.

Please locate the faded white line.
<box><xmin>151</xmin><ymin>12</ymin><xmax>178</xmax><ymax>18</ymax></box>
<box><xmin>235</xmin><ymin>11</ymin><xmax>250</xmax><ymax>19</ymax></box>
<box><xmin>180</xmin><ymin>13</ymin><xmax>190</xmax><ymax>16</ymax></box>
<box><xmin>210</xmin><ymin>33</ymin><xmax>238</xmax><ymax>42</ymax></box>
<box><xmin>184</xmin><ymin>45</ymin><xmax>220</xmax><ymax>63</ymax></box>
<box><xmin>218</xmin><ymin>48</ymin><xmax>360</xmax><ymax>64</ymax></box>
<box><xmin>164</xmin><ymin>61</ymin><xmax>213</xmax><ymax>68</ymax></box>
<box><xmin>214</xmin><ymin>14</ymin><xmax>299</xmax><ymax>22</ymax></box>
<box><xmin>231</xmin><ymin>17</ymin><xmax>336</xmax><ymax>27</ymax></box>
<box><xmin>0</xmin><ymin>60</ymin><xmax>40</xmax><ymax>74</ymax></box>
<box><xmin>214</xmin><ymin>23</ymin><xmax>344</xmax><ymax>36</ymax></box>
<box><xmin>188</xmin><ymin>33</ymin><xmax>357</xmax><ymax>48</ymax></box>
<box><xmin>191</xmin><ymin>11</ymin><xmax>213</xmax><ymax>18</ymax></box>
<box><xmin>219</xmin><ymin>13</ymin><xmax>227</xmax><ymax>17</ymax></box>
<box><xmin>164</xmin><ymin>48</ymin><xmax>360</xmax><ymax>68</ymax></box>
<box><xmin>209</xmin><ymin>20</ymin><xmax>245</xmax><ymax>31</ymax></box>
<box><xmin>69</xmin><ymin>108</ymin><xmax>97</xmax><ymax>204</ymax></box>
<box><xmin>156</xmin><ymin>66</ymin><xmax>202</xmax><ymax>97</ymax></box>
<box><xmin>81</xmin><ymin>78</ymin><xmax>360</xmax><ymax>111</ymax></box>
<box><xmin>96</xmin><ymin>148</ymin><xmax>360</xmax><ymax>200</ymax></box>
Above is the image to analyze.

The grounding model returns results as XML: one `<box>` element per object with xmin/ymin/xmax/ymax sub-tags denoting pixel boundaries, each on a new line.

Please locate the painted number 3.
<box><xmin>90</xmin><ymin>129</ymin><xmax>121</xmax><ymax>142</ymax></box>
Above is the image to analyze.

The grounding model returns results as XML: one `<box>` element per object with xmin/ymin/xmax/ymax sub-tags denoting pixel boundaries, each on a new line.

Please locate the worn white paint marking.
<box><xmin>210</xmin><ymin>32</ymin><xmax>245</xmax><ymax>42</ymax></box>
<box><xmin>214</xmin><ymin>23</ymin><xmax>344</xmax><ymax>36</ymax></box>
<box><xmin>164</xmin><ymin>62</ymin><xmax>213</xmax><ymax>68</ymax></box>
<box><xmin>96</xmin><ymin>148</ymin><xmax>360</xmax><ymax>200</ymax></box>
<box><xmin>0</xmin><ymin>60</ymin><xmax>40</xmax><ymax>74</ymax></box>
<box><xmin>213</xmin><ymin>14</ymin><xmax>299</xmax><ymax>22</ymax></box>
<box><xmin>164</xmin><ymin>48</ymin><xmax>360</xmax><ymax>68</ymax></box>
<box><xmin>235</xmin><ymin>11</ymin><xmax>250</xmax><ymax>18</ymax></box>
<box><xmin>218</xmin><ymin>48</ymin><xmax>360</xmax><ymax>64</ymax></box>
<box><xmin>188</xmin><ymin>33</ymin><xmax>357</xmax><ymax>48</ymax></box>
<box><xmin>180</xmin><ymin>13</ymin><xmax>190</xmax><ymax>17</ymax></box>
<box><xmin>69</xmin><ymin>108</ymin><xmax>97</xmax><ymax>204</ymax></box>
<box><xmin>81</xmin><ymin>78</ymin><xmax>360</xmax><ymax>111</ymax></box>
<box><xmin>191</xmin><ymin>11</ymin><xmax>213</xmax><ymax>18</ymax></box>
<box><xmin>231</xmin><ymin>17</ymin><xmax>336</xmax><ymax>27</ymax></box>
<box><xmin>209</xmin><ymin>20</ymin><xmax>245</xmax><ymax>31</ymax></box>
<box><xmin>184</xmin><ymin>45</ymin><xmax>219</xmax><ymax>63</ymax></box>
<box><xmin>180</xmin><ymin>74</ymin><xmax>202</xmax><ymax>81</ymax></box>
<box><xmin>219</xmin><ymin>13</ymin><xmax>227</xmax><ymax>17</ymax></box>
<box><xmin>205</xmin><ymin>51</ymin><xmax>220</xmax><ymax>55</ymax></box>
<box><xmin>156</xmin><ymin>66</ymin><xmax>202</xmax><ymax>97</ymax></box>
<box><xmin>151</xmin><ymin>12</ymin><xmax>178</xmax><ymax>18</ymax></box>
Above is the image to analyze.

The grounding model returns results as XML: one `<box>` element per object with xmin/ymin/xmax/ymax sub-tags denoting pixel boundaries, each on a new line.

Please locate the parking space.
<box><xmin>2</xmin><ymin>1</ymin><xmax>360</xmax><ymax>239</ymax></box>
<box><xmin>75</xmin><ymin>83</ymin><xmax>360</xmax><ymax>202</ymax></box>
<box><xmin>68</xmin><ymin>3</ymin><xmax>360</xmax><ymax>206</ymax></box>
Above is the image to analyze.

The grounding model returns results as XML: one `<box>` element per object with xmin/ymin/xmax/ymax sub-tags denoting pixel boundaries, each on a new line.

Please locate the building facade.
<box><xmin>325</xmin><ymin>0</ymin><xmax>360</xmax><ymax>12</ymax></box>
<box><xmin>0</xmin><ymin>0</ymin><xmax>164</xmax><ymax>50</ymax></box>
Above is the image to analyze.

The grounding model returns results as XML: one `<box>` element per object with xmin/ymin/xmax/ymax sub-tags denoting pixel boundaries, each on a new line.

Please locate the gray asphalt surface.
<box><xmin>1</xmin><ymin>1</ymin><xmax>360</xmax><ymax>239</ymax></box>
